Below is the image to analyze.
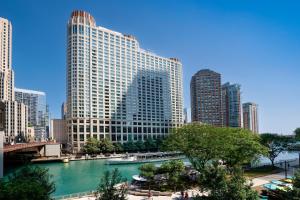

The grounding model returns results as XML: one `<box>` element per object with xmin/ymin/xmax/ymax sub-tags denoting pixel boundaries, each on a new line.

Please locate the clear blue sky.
<box><xmin>0</xmin><ymin>0</ymin><xmax>299</xmax><ymax>134</ymax></box>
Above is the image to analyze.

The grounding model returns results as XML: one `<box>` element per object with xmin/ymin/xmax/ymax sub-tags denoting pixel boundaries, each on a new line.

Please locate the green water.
<box><xmin>6</xmin><ymin>159</ymin><xmax>143</xmax><ymax>197</ymax></box>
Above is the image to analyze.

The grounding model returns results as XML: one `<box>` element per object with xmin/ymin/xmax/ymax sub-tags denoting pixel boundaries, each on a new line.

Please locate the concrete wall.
<box><xmin>39</xmin><ymin>144</ymin><xmax>60</xmax><ymax>157</ymax></box>
<box><xmin>50</xmin><ymin>119</ymin><xmax>67</xmax><ymax>144</ymax></box>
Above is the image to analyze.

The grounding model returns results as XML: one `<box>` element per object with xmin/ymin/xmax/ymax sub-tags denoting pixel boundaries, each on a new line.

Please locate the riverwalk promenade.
<box><xmin>57</xmin><ymin>169</ymin><xmax>296</xmax><ymax>200</ymax></box>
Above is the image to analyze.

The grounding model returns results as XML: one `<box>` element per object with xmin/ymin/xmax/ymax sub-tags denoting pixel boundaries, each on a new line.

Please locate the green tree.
<box><xmin>122</xmin><ymin>140</ymin><xmax>137</xmax><ymax>152</ymax></box>
<box><xmin>135</xmin><ymin>140</ymin><xmax>145</xmax><ymax>152</ymax></box>
<box><xmin>164</xmin><ymin>124</ymin><xmax>266</xmax><ymax>171</ymax></box>
<box><xmin>144</xmin><ymin>138</ymin><xmax>156</xmax><ymax>152</ymax></box>
<box><xmin>260</xmin><ymin>133</ymin><xmax>291</xmax><ymax>168</ymax></box>
<box><xmin>0</xmin><ymin>165</ymin><xmax>55</xmax><ymax>200</ymax></box>
<box><xmin>295</xmin><ymin>128</ymin><xmax>300</xmax><ymax>140</ymax></box>
<box><xmin>95</xmin><ymin>168</ymin><xmax>127</xmax><ymax>200</ymax></box>
<box><xmin>99</xmin><ymin>138</ymin><xmax>115</xmax><ymax>153</ymax></box>
<box><xmin>139</xmin><ymin>163</ymin><xmax>156</xmax><ymax>190</ymax></box>
<box><xmin>195</xmin><ymin>163</ymin><xmax>259</xmax><ymax>200</ymax></box>
<box><xmin>159</xmin><ymin>160</ymin><xmax>185</xmax><ymax>191</ymax></box>
<box><xmin>82</xmin><ymin>138</ymin><xmax>100</xmax><ymax>154</ymax></box>
<box><xmin>113</xmin><ymin>143</ymin><xmax>124</xmax><ymax>153</ymax></box>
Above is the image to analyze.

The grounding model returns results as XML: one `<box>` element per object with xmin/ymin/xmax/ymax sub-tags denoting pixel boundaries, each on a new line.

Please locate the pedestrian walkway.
<box><xmin>251</xmin><ymin>168</ymin><xmax>295</xmax><ymax>187</ymax></box>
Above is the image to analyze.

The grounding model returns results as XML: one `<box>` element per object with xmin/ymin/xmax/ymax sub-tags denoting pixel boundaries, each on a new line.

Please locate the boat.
<box><xmin>106</xmin><ymin>152</ymin><xmax>184</xmax><ymax>165</ymax></box>
<box><xmin>62</xmin><ymin>157</ymin><xmax>69</xmax><ymax>163</ymax></box>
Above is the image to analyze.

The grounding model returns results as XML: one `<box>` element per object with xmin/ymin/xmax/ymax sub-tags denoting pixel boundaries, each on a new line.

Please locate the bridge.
<box><xmin>3</xmin><ymin>142</ymin><xmax>58</xmax><ymax>153</ymax></box>
<box><xmin>1</xmin><ymin>141</ymin><xmax>61</xmax><ymax>178</ymax></box>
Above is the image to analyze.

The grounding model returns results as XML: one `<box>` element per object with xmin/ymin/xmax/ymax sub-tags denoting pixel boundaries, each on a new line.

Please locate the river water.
<box><xmin>4</xmin><ymin>152</ymin><xmax>299</xmax><ymax>197</ymax></box>
<box><xmin>5</xmin><ymin>159</ymin><xmax>143</xmax><ymax>197</ymax></box>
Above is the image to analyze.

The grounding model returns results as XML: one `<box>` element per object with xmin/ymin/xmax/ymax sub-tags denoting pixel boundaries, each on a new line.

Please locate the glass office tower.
<box><xmin>15</xmin><ymin>88</ymin><xmax>49</xmax><ymax>140</ymax></box>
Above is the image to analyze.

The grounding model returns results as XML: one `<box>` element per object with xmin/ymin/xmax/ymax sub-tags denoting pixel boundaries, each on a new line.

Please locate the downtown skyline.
<box><xmin>0</xmin><ymin>0</ymin><xmax>299</xmax><ymax>134</ymax></box>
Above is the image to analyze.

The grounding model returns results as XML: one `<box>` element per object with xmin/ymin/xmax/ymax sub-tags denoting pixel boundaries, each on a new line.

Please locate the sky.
<box><xmin>0</xmin><ymin>0</ymin><xmax>299</xmax><ymax>134</ymax></box>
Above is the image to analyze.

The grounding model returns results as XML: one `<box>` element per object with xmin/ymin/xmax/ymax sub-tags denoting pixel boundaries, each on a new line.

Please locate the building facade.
<box><xmin>222</xmin><ymin>82</ymin><xmax>241</xmax><ymax>127</ymax></box>
<box><xmin>15</xmin><ymin>88</ymin><xmax>49</xmax><ymax>140</ymax></box>
<box><xmin>190</xmin><ymin>69</ymin><xmax>222</xmax><ymax>126</ymax></box>
<box><xmin>61</xmin><ymin>102</ymin><xmax>67</xmax><ymax>120</ymax></box>
<box><xmin>66</xmin><ymin>11</ymin><xmax>183</xmax><ymax>152</ymax></box>
<box><xmin>50</xmin><ymin>119</ymin><xmax>67</xmax><ymax>146</ymax></box>
<box><xmin>183</xmin><ymin>108</ymin><xmax>188</xmax><ymax>124</ymax></box>
<box><xmin>243</xmin><ymin>102</ymin><xmax>259</xmax><ymax>133</ymax></box>
<box><xmin>0</xmin><ymin>17</ymin><xmax>28</xmax><ymax>143</ymax></box>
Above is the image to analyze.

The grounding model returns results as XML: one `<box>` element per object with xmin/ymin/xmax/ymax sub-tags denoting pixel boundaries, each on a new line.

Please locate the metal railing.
<box><xmin>3</xmin><ymin>141</ymin><xmax>57</xmax><ymax>153</ymax></box>
<box><xmin>54</xmin><ymin>190</ymin><xmax>95</xmax><ymax>200</ymax></box>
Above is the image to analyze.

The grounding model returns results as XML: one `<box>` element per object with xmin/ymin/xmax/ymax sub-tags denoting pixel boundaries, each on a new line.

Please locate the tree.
<box><xmin>122</xmin><ymin>140</ymin><xmax>137</xmax><ymax>152</ymax></box>
<box><xmin>113</xmin><ymin>143</ymin><xmax>124</xmax><ymax>153</ymax></box>
<box><xmin>99</xmin><ymin>138</ymin><xmax>115</xmax><ymax>154</ymax></box>
<box><xmin>164</xmin><ymin>124</ymin><xmax>266</xmax><ymax>171</ymax></box>
<box><xmin>95</xmin><ymin>168</ymin><xmax>127</xmax><ymax>200</ymax></box>
<box><xmin>260</xmin><ymin>133</ymin><xmax>291</xmax><ymax>168</ymax></box>
<box><xmin>139</xmin><ymin>163</ymin><xmax>156</xmax><ymax>190</ymax></box>
<box><xmin>0</xmin><ymin>165</ymin><xmax>55</xmax><ymax>200</ymax></box>
<box><xmin>159</xmin><ymin>160</ymin><xmax>185</xmax><ymax>191</ymax></box>
<box><xmin>135</xmin><ymin>140</ymin><xmax>145</xmax><ymax>152</ymax></box>
<box><xmin>195</xmin><ymin>163</ymin><xmax>259</xmax><ymax>200</ymax></box>
<box><xmin>82</xmin><ymin>138</ymin><xmax>100</xmax><ymax>154</ymax></box>
<box><xmin>295</xmin><ymin>128</ymin><xmax>300</xmax><ymax>140</ymax></box>
<box><xmin>144</xmin><ymin>138</ymin><xmax>156</xmax><ymax>152</ymax></box>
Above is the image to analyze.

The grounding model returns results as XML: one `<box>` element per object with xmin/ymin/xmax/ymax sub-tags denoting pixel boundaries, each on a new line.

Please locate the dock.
<box><xmin>31</xmin><ymin>157</ymin><xmax>69</xmax><ymax>163</ymax></box>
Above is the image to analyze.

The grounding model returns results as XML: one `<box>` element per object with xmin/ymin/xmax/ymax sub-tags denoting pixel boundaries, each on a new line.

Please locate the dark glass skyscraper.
<box><xmin>222</xmin><ymin>82</ymin><xmax>241</xmax><ymax>127</ymax></box>
<box><xmin>190</xmin><ymin>69</ymin><xmax>222</xmax><ymax>126</ymax></box>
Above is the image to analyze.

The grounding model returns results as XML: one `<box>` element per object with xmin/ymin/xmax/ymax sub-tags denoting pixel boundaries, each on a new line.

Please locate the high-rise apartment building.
<box><xmin>0</xmin><ymin>17</ymin><xmax>28</xmax><ymax>143</ymax></box>
<box><xmin>243</xmin><ymin>102</ymin><xmax>259</xmax><ymax>133</ymax></box>
<box><xmin>15</xmin><ymin>88</ymin><xmax>49</xmax><ymax>140</ymax></box>
<box><xmin>190</xmin><ymin>69</ymin><xmax>222</xmax><ymax>126</ymax></box>
<box><xmin>222</xmin><ymin>82</ymin><xmax>241</xmax><ymax>127</ymax></box>
<box><xmin>66</xmin><ymin>11</ymin><xmax>183</xmax><ymax>152</ymax></box>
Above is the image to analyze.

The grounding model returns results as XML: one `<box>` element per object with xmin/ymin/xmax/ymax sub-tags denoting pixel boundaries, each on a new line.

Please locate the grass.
<box><xmin>244</xmin><ymin>166</ymin><xmax>283</xmax><ymax>178</ymax></box>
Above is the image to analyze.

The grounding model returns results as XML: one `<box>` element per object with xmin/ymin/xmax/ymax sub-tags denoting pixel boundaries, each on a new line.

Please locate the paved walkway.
<box><xmin>251</xmin><ymin>168</ymin><xmax>295</xmax><ymax>187</ymax></box>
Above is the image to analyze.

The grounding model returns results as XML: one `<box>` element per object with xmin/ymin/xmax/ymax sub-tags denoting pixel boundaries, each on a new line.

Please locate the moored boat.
<box><xmin>106</xmin><ymin>152</ymin><xmax>184</xmax><ymax>165</ymax></box>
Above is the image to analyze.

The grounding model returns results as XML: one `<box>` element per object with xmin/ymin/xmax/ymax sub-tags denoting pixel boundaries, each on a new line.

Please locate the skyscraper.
<box><xmin>183</xmin><ymin>108</ymin><xmax>188</xmax><ymax>124</ymax></box>
<box><xmin>222</xmin><ymin>82</ymin><xmax>241</xmax><ymax>127</ymax></box>
<box><xmin>243</xmin><ymin>102</ymin><xmax>259</xmax><ymax>133</ymax></box>
<box><xmin>0</xmin><ymin>17</ymin><xmax>28</xmax><ymax>143</ymax></box>
<box><xmin>61</xmin><ymin>102</ymin><xmax>67</xmax><ymax>120</ymax></box>
<box><xmin>15</xmin><ymin>88</ymin><xmax>49</xmax><ymax>140</ymax></box>
<box><xmin>66</xmin><ymin>11</ymin><xmax>183</xmax><ymax>152</ymax></box>
<box><xmin>190</xmin><ymin>69</ymin><xmax>222</xmax><ymax>126</ymax></box>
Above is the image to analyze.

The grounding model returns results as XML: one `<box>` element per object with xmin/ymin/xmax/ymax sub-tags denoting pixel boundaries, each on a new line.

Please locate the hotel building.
<box><xmin>0</xmin><ymin>17</ymin><xmax>28</xmax><ymax>143</ymax></box>
<box><xmin>190</xmin><ymin>69</ymin><xmax>222</xmax><ymax>126</ymax></box>
<box><xmin>243</xmin><ymin>102</ymin><xmax>259</xmax><ymax>133</ymax></box>
<box><xmin>222</xmin><ymin>82</ymin><xmax>241</xmax><ymax>127</ymax></box>
<box><xmin>66</xmin><ymin>11</ymin><xmax>183</xmax><ymax>152</ymax></box>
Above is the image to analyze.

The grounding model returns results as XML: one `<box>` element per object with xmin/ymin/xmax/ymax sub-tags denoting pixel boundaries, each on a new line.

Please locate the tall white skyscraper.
<box><xmin>66</xmin><ymin>11</ymin><xmax>183</xmax><ymax>152</ymax></box>
<box><xmin>243</xmin><ymin>102</ymin><xmax>259</xmax><ymax>133</ymax></box>
<box><xmin>0</xmin><ymin>17</ymin><xmax>28</xmax><ymax>143</ymax></box>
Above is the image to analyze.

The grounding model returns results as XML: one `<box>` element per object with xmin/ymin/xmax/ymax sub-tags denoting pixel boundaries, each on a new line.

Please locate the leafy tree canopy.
<box><xmin>295</xmin><ymin>128</ymin><xmax>300</xmax><ymax>140</ymax></box>
<box><xmin>195</xmin><ymin>163</ymin><xmax>259</xmax><ymax>200</ymax></box>
<box><xmin>164</xmin><ymin>124</ymin><xmax>266</xmax><ymax>171</ymax></box>
<box><xmin>260</xmin><ymin>133</ymin><xmax>292</xmax><ymax>168</ymax></box>
<box><xmin>0</xmin><ymin>165</ymin><xmax>55</xmax><ymax>200</ymax></box>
